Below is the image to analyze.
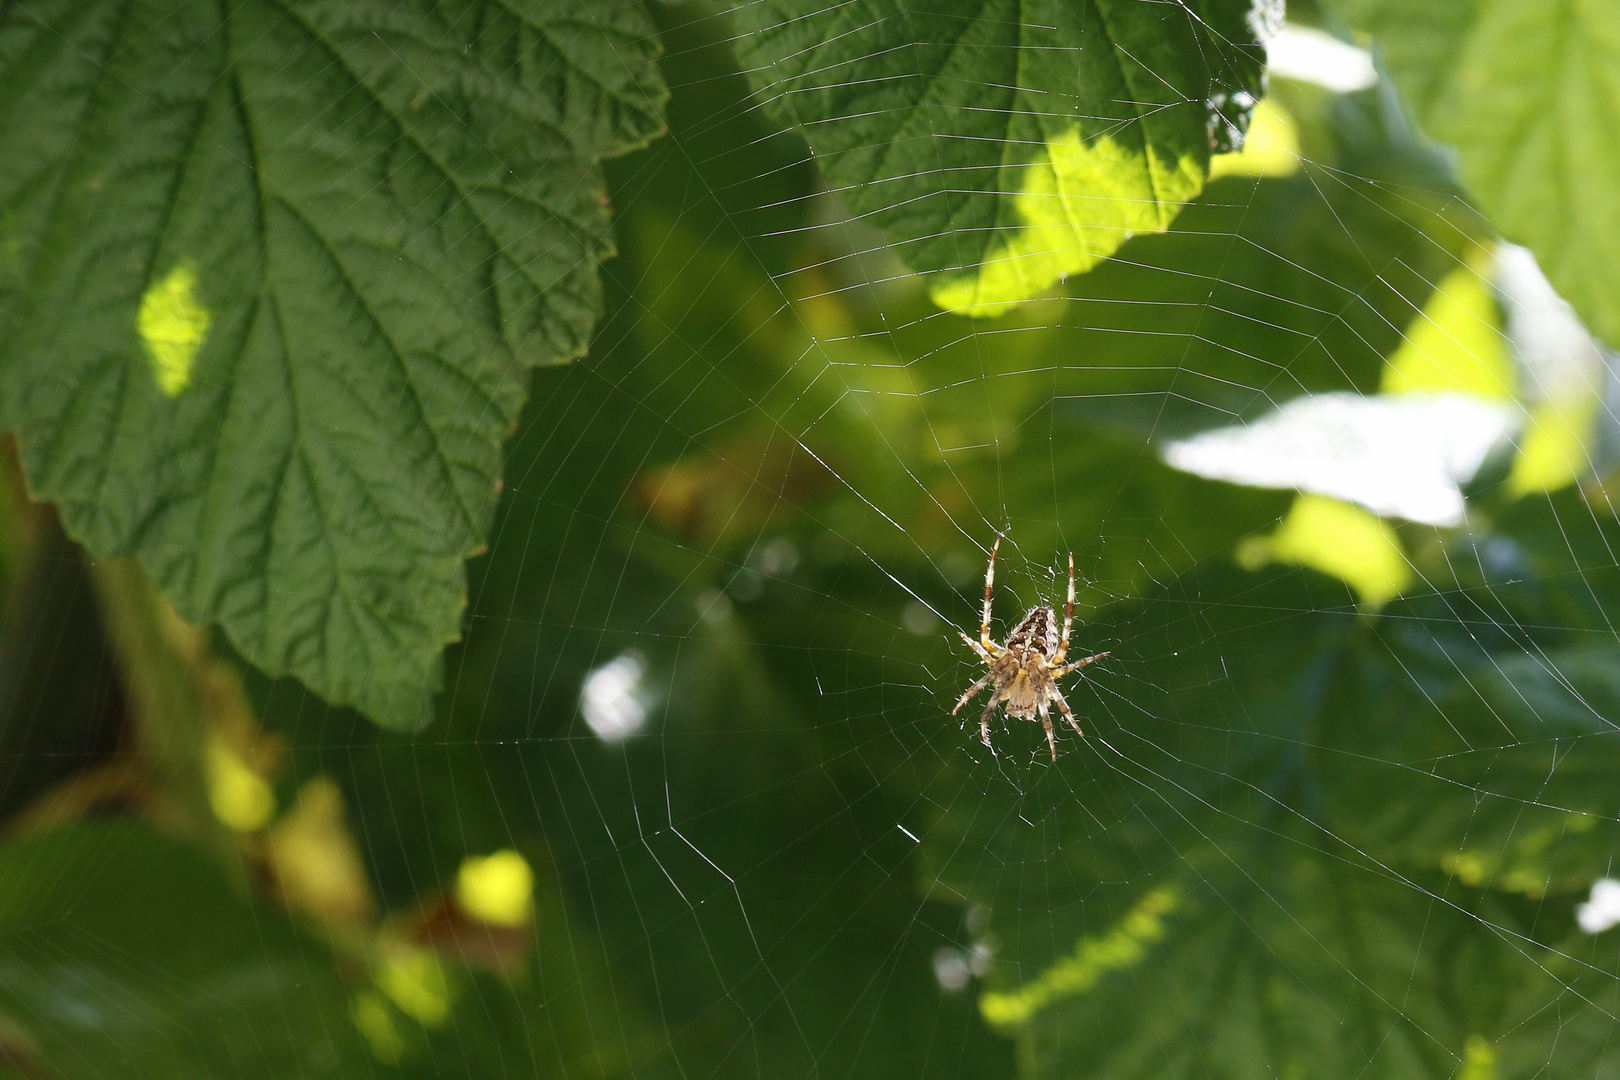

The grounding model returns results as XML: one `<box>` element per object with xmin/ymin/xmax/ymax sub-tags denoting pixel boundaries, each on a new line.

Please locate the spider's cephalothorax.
<box><xmin>952</xmin><ymin>538</ymin><xmax>1108</xmax><ymax>760</ymax></box>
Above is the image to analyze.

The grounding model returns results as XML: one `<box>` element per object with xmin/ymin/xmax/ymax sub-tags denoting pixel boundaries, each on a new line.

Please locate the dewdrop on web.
<box><xmin>1576</xmin><ymin>879</ymin><xmax>1620</xmax><ymax>934</ymax></box>
<box><xmin>580</xmin><ymin>652</ymin><xmax>649</xmax><ymax>742</ymax></box>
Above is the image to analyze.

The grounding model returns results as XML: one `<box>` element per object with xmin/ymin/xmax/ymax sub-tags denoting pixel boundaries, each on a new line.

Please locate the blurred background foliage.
<box><xmin>1</xmin><ymin>1</ymin><xmax>1620</xmax><ymax>1077</ymax></box>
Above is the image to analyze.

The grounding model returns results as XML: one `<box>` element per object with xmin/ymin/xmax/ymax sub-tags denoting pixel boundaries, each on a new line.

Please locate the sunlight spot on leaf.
<box><xmin>1438</xmin><ymin>812</ymin><xmax>1600</xmax><ymax>898</ymax></box>
<box><xmin>351</xmin><ymin>990</ymin><xmax>406</xmax><ymax>1064</ymax></box>
<box><xmin>1506</xmin><ymin>394</ymin><xmax>1601</xmax><ymax>496</ymax></box>
<box><xmin>265</xmin><ymin>777</ymin><xmax>376</xmax><ymax>932</ymax></box>
<box><xmin>929</xmin><ymin>132</ymin><xmax>1202</xmax><ymax>317</ymax></box>
<box><xmin>455</xmin><ymin>850</ymin><xmax>534</xmax><ymax>928</ymax></box>
<box><xmin>204</xmin><ymin>738</ymin><xmax>275</xmax><ymax>832</ymax></box>
<box><xmin>376</xmin><ymin>948</ymin><xmax>453</xmax><ymax>1027</ymax></box>
<box><xmin>1238</xmin><ymin>495</ymin><xmax>1411</xmax><ymax>607</ymax></box>
<box><xmin>1209</xmin><ymin>100</ymin><xmax>1300</xmax><ymax>179</ymax></box>
<box><xmin>978</xmin><ymin>889</ymin><xmax>1174</xmax><ymax>1027</ymax></box>
<box><xmin>1458</xmin><ymin>1035</ymin><xmax>1498</xmax><ymax>1080</ymax></box>
<box><xmin>136</xmin><ymin>261</ymin><xmax>209</xmax><ymax>396</ymax></box>
<box><xmin>1440</xmin><ymin>849</ymin><xmax>1547</xmax><ymax>898</ymax></box>
<box><xmin>1442</xmin><ymin>850</ymin><xmax>1492</xmax><ymax>888</ymax></box>
<box><xmin>1495</xmin><ymin>243</ymin><xmax>1608</xmax><ymax>494</ymax></box>
<box><xmin>1382</xmin><ymin>255</ymin><xmax>1514</xmax><ymax>400</ymax></box>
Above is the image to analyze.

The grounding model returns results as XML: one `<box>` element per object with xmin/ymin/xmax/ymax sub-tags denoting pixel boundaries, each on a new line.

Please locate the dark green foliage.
<box><xmin>1</xmin><ymin>0</ymin><xmax>1619</xmax><ymax>1077</ymax></box>
<box><xmin>925</xmin><ymin>558</ymin><xmax>1620</xmax><ymax>1075</ymax></box>
<box><xmin>0</xmin><ymin>824</ymin><xmax>373</xmax><ymax>1076</ymax></box>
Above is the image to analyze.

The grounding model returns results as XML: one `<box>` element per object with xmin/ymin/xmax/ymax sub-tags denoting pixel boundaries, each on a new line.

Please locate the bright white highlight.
<box><xmin>1265</xmin><ymin>25</ymin><xmax>1378</xmax><ymax>93</ymax></box>
<box><xmin>931</xmin><ymin>943</ymin><xmax>993</xmax><ymax>991</ymax></box>
<box><xmin>1496</xmin><ymin>243</ymin><xmax>1606</xmax><ymax>402</ymax></box>
<box><xmin>1162</xmin><ymin>392</ymin><xmax>1516</xmax><ymax>526</ymax></box>
<box><xmin>1577</xmin><ymin>879</ymin><xmax>1620</xmax><ymax>934</ymax></box>
<box><xmin>932</xmin><ymin>947</ymin><xmax>971</xmax><ymax>991</ymax></box>
<box><xmin>581</xmin><ymin>652</ymin><xmax>649</xmax><ymax>742</ymax></box>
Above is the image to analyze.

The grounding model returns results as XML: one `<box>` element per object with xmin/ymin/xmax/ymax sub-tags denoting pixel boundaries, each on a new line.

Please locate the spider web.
<box><xmin>3</xmin><ymin>1</ymin><xmax>1620</xmax><ymax>1078</ymax></box>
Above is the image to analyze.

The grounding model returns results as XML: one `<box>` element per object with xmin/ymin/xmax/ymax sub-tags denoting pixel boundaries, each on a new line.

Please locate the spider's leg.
<box><xmin>1052</xmin><ymin>687</ymin><xmax>1083</xmax><ymax>738</ymax></box>
<box><xmin>980</xmin><ymin>536</ymin><xmax>1000</xmax><ymax>652</ymax></box>
<box><xmin>1054</xmin><ymin>651</ymin><xmax>1109</xmax><ymax>678</ymax></box>
<box><xmin>952</xmin><ymin>671</ymin><xmax>995</xmax><ymax>716</ymax></box>
<box><xmin>1038</xmin><ymin>703</ymin><xmax>1057</xmax><ymax>761</ymax></box>
<box><xmin>959</xmin><ymin>630</ymin><xmax>996</xmax><ymax>660</ymax></box>
<box><xmin>1053</xmin><ymin>552</ymin><xmax>1077</xmax><ymax>663</ymax></box>
<box><xmin>978</xmin><ymin>692</ymin><xmax>1002</xmax><ymax>749</ymax></box>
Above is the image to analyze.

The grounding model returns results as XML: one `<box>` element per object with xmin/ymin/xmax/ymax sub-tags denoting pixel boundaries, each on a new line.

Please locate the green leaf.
<box><xmin>1052</xmin><ymin>169</ymin><xmax>1478</xmax><ymax>440</ymax></box>
<box><xmin>731</xmin><ymin>0</ymin><xmax>1270</xmax><ymax>315</ymax></box>
<box><xmin>0</xmin><ymin>823</ymin><xmax>372</xmax><ymax>1077</ymax></box>
<box><xmin>1318</xmin><ymin>492</ymin><xmax>1620</xmax><ymax>894</ymax></box>
<box><xmin>997</xmin><ymin>855</ymin><xmax>1620</xmax><ymax>1079</ymax></box>
<box><xmin>0</xmin><ymin>0</ymin><xmax>667</xmax><ymax>727</ymax></box>
<box><xmin>1326</xmin><ymin>0</ymin><xmax>1620</xmax><ymax>349</ymax></box>
<box><xmin>923</xmin><ymin>559</ymin><xmax>1620</xmax><ymax>1075</ymax></box>
<box><xmin>1327</xmin><ymin>642</ymin><xmax>1620</xmax><ymax>898</ymax></box>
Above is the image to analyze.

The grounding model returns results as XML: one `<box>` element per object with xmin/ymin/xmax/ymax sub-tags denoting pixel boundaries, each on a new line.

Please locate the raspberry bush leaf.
<box><xmin>0</xmin><ymin>0</ymin><xmax>666</xmax><ymax>727</ymax></box>
<box><xmin>731</xmin><ymin>0</ymin><xmax>1271</xmax><ymax>315</ymax></box>
<box><xmin>1327</xmin><ymin>0</ymin><xmax>1620</xmax><ymax>349</ymax></box>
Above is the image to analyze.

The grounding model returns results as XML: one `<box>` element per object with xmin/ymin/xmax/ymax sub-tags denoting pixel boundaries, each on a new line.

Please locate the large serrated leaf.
<box><xmin>1327</xmin><ymin>0</ymin><xmax>1620</xmax><ymax>349</ymax></box>
<box><xmin>0</xmin><ymin>0</ymin><xmax>666</xmax><ymax>727</ymax></box>
<box><xmin>731</xmin><ymin>0</ymin><xmax>1270</xmax><ymax>316</ymax></box>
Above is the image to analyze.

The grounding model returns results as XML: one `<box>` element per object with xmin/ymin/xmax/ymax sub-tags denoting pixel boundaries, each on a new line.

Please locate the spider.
<box><xmin>952</xmin><ymin>537</ymin><xmax>1109</xmax><ymax>760</ymax></box>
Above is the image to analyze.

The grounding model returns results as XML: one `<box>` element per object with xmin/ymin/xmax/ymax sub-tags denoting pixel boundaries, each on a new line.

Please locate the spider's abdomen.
<box><xmin>1006</xmin><ymin>605</ymin><xmax>1059</xmax><ymax>657</ymax></box>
